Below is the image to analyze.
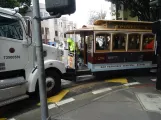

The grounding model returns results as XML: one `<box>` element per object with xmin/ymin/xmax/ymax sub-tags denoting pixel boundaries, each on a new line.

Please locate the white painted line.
<box><xmin>8</xmin><ymin>118</ymin><xmax>16</xmax><ymax>120</ymax></box>
<box><xmin>92</xmin><ymin>88</ymin><xmax>112</xmax><ymax>95</ymax></box>
<box><xmin>48</xmin><ymin>98</ymin><xmax>75</xmax><ymax>110</ymax></box>
<box><xmin>151</xmin><ymin>79</ymin><xmax>156</xmax><ymax>82</ymax></box>
<box><xmin>48</xmin><ymin>104</ymin><xmax>56</xmax><ymax>109</ymax></box>
<box><xmin>56</xmin><ymin>98</ymin><xmax>75</xmax><ymax>106</ymax></box>
<box><xmin>124</xmin><ymin>82</ymin><xmax>140</xmax><ymax>86</ymax></box>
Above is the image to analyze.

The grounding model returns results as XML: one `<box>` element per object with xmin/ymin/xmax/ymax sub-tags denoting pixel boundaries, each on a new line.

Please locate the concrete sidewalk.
<box><xmin>52</xmin><ymin>84</ymin><xmax>161</xmax><ymax>120</ymax></box>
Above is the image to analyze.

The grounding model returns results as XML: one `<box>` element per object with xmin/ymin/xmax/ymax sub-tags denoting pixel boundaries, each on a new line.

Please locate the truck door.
<box><xmin>0</xmin><ymin>14</ymin><xmax>28</xmax><ymax>72</ymax></box>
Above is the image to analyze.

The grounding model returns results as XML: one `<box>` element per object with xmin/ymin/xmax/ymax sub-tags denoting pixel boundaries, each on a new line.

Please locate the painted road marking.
<box><xmin>92</xmin><ymin>88</ymin><xmax>112</xmax><ymax>94</ymax></box>
<box><xmin>124</xmin><ymin>82</ymin><xmax>140</xmax><ymax>86</ymax></box>
<box><xmin>0</xmin><ymin>118</ymin><xmax>6</xmax><ymax>120</ymax></box>
<box><xmin>56</xmin><ymin>98</ymin><xmax>75</xmax><ymax>106</ymax></box>
<box><xmin>151</xmin><ymin>79</ymin><xmax>156</xmax><ymax>82</ymax></box>
<box><xmin>48</xmin><ymin>98</ymin><xmax>75</xmax><ymax>109</ymax></box>
<box><xmin>48</xmin><ymin>104</ymin><xmax>56</xmax><ymax>109</ymax></box>
<box><xmin>38</xmin><ymin>89</ymin><xmax>69</xmax><ymax>106</ymax></box>
<box><xmin>106</xmin><ymin>78</ymin><xmax>128</xmax><ymax>84</ymax></box>
<box><xmin>48</xmin><ymin>89</ymin><xmax>69</xmax><ymax>103</ymax></box>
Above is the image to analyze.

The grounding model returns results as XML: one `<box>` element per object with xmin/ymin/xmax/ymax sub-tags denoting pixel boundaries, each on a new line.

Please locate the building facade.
<box><xmin>110</xmin><ymin>3</ymin><xmax>138</xmax><ymax>21</ymax></box>
<box><xmin>25</xmin><ymin>3</ymin><xmax>77</xmax><ymax>48</ymax></box>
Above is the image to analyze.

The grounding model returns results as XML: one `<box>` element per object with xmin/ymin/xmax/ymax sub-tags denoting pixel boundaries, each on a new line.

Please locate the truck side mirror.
<box><xmin>26</xmin><ymin>19</ymin><xmax>31</xmax><ymax>37</ymax></box>
<box><xmin>45</xmin><ymin>0</ymin><xmax>76</xmax><ymax>16</ymax></box>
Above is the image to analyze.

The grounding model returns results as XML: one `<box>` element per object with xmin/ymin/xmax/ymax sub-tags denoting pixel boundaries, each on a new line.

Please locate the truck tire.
<box><xmin>36</xmin><ymin>70</ymin><xmax>61</xmax><ymax>97</ymax></box>
<box><xmin>45</xmin><ymin>70</ymin><xmax>61</xmax><ymax>97</ymax></box>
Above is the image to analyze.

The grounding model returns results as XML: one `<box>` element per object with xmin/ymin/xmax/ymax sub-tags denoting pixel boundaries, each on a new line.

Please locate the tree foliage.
<box><xmin>88</xmin><ymin>10</ymin><xmax>107</xmax><ymax>25</ymax></box>
<box><xmin>0</xmin><ymin>0</ymin><xmax>31</xmax><ymax>14</ymax></box>
<box><xmin>106</xmin><ymin>0</ymin><xmax>158</xmax><ymax>21</ymax></box>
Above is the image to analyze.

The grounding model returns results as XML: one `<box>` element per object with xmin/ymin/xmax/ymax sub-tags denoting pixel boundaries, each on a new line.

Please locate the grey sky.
<box><xmin>39</xmin><ymin>0</ymin><xmax>111</xmax><ymax>27</ymax></box>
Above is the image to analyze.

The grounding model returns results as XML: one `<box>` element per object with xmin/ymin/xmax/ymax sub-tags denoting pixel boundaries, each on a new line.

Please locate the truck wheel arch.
<box><xmin>27</xmin><ymin>60</ymin><xmax>66</xmax><ymax>93</ymax></box>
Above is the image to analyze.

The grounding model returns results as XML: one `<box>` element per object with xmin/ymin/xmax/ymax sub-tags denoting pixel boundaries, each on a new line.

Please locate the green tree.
<box><xmin>0</xmin><ymin>0</ymin><xmax>31</xmax><ymax>14</ymax></box>
<box><xmin>106</xmin><ymin>0</ymin><xmax>158</xmax><ymax>21</ymax></box>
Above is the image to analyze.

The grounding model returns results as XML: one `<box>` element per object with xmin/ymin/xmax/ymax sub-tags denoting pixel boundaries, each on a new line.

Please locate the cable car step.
<box><xmin>76</xmin><ymin>69</ymin><xmax>91</xmax><ymax>76</ymax></box>
<box><xmin>0</xmin><ymin>95</ymin><xmax>29</xmax><ymax>107</ymax></box>
<box><xmin>65</xmin><ymin>68</ymin><xmax>91</xmax><ymax>75</ymax></box>
<box><xmin>76</xmin><ymin>75</ymin><xmax>95</xmax><ymax>81</ymax></box>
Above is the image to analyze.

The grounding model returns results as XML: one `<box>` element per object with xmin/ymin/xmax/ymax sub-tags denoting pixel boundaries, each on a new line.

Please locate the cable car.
<box><xmin>65</xmin><ymin>20</ymin><xmax>157</xmax><ymax>81</ymax></box>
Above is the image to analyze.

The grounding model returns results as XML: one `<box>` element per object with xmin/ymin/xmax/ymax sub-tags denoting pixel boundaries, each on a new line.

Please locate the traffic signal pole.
<box><xmin>150</xmin><ymin>0</ymin><xmax>161</xmax><ymax>90</ymax></box>
<box><xmin>32</xmin><ymin>0</ymin><xmax>50</xmax><ymax>120</ymax></box>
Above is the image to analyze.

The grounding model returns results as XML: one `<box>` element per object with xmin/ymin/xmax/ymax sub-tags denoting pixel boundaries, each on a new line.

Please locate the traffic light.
<box><xmin>45</xmin><ymin>0</ymin><xmax>76</xmax><ymax>16</ymax></box>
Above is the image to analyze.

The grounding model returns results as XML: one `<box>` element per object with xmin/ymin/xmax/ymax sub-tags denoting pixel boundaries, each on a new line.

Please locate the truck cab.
<box><xmin>0</xmin><ymin>7</ymin><xmax>66</xmax><ymax>107</ymax></box>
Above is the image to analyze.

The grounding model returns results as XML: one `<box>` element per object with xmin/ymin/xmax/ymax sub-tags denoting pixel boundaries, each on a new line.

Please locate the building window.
<box><xmin>113</xmin><ymin>33</ymin><xmax>126</xmax><ymax>51</ymax></box>
<box><xmin>41</xmin><ymin>27</ymin><xmax>44</xmax><ymax>34</ymax></box>
<box><xmin>64</xmin><ymin>34</ymin><xmax>66</xmax><ymax>38</ymax></box>
<box><xmin>142</xmin><ymin>34</ymin><xmax>155</xmax><ymax>50</ymax></box>
<box><xmin>118</xmin><ymin>18</ymin><xmax>122</xmax><ymax>20</ymax></box>
<box><xmin>45</xmin><ymin>28</ymin><xmax>49</xmax><ymax>35</ymax></box>
<box><xmin>128</xmin><ymin>34</ymin><xmax>141</xmax><ymax>50</ymax></box>
<box><xmin>96</xmin><ymin>33</ymin><xmax>111</xmax><ymax>50</ymax></box>
<box><xmin>54</xmin><ymin>19</ymin><xmax>57</xmax><ymax>24</ymax></box>
<box><xmin>55</xmin><ymin>31</ymin><xmax>58</xmax><ymax>36</ymax></box>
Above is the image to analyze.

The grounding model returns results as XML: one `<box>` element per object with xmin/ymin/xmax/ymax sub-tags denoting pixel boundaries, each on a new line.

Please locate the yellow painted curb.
<box><xmin>37</xmin><ymin>89</ymin><xmax>69</xmax><ymax>106</ymax></box>
<box><xmin>106</xmin><ymin>78</ymin><xmax>128</xmax><ymax>84</ymax></box>
<box><xmin>48</xmin><ymin>89</ymin><xmax>69</xmax><ymax>103</ymax></box>
<box><xmin>0</xmin><ymin>118</ymin><xmax>7</xmax><ymax>120</ymax></box>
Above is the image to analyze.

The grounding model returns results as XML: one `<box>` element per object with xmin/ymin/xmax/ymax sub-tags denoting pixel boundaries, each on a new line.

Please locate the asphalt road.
<box><xmin>0</xmin><ymin>70</ymin><xmax>156</xmax><ymax>119</ymax></box>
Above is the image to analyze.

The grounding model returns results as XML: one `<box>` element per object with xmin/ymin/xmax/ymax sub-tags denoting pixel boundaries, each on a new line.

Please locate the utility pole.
<box><xmin>32</xmin><ymin>0</ymin><xmax>76</xmax><ymax>119</ymax></box>
<box><xmin>150</xmin><ymin>0</ymin><xmax>161</xmax><ymax>90</ymax></box>
<box><xmin>32</xmin><ymin>0</ymin><xmax>50</xmax><ymax>120</ymax></box>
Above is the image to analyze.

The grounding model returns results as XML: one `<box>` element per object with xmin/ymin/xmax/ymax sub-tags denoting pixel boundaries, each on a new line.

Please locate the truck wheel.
<box><xmin>45</xmin><ymin>70</ymin><xmax>61</xmax><ymax>97</ymax></box>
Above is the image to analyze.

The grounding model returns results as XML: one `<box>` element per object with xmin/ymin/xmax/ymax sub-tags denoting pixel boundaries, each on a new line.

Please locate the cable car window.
<box><xmin>142</xmin><ymin>34</ymin><xmax>154</xmax><ymax>50</ymax></box>
<box><xmin>128</xmin><ymin>34</ymin><xmax>141</xmax><ymax>50</ymax></box>
<box><xmin>86</xmin><ymin>35</ymin><xmax>93</xmax><ymax>52</ymax></box>
<box><xmin>95</xmin><ymin>33</ymin><xmax>111</xmax><ymax>50</ymax></box>
<box><xmin>113</xmin><ymin>33</ymin><xmax>126</xmax><ymax>50</ymax></box>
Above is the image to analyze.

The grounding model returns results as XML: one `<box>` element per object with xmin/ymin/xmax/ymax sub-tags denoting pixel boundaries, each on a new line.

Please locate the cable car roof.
<box><xmin>94</xmin><ymin>20</ymin><xmax>153</xmax><ymax>25</ymax></box>
<box><xmin>65</xmin><ymin>25</ymin><xmax>94</xmax><ymax>34</ymax></box>
<box><xmin>66</xmin><ymin>20</ymin><xmax>153</xmax><ymax>34</ymax></box>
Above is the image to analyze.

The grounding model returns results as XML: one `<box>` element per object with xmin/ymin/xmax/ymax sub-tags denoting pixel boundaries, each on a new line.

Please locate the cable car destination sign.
<box><xmin>107</xmin><ymin>21</ymin><xmax>152</xmax><ymax>30</ymax></box>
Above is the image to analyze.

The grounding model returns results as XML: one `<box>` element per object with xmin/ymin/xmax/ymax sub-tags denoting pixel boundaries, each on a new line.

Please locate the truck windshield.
<box><xmin>0</xmin><ymin>15</ymin><xmax>23</xmax><ymax>40</ymax></box>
